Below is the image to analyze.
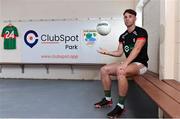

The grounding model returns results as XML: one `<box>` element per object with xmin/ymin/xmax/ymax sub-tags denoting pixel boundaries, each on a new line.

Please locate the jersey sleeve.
<box><xmin>119</xmin><ymin>34</ymin><xmax>123</xmax><ymax>43</ymax></box>
<box><xmin>14</xmin><ymin>26</ymin><xmax>19</xmax><ymax>37</ymax></box>
<box><xmin>137</xmin><ymin>29</ymin><xmax>148</xmax><ymax>41</ymax></box>
<box><xmin>1</xmin><ymin>27</ymin><xmax>6</xmax><ymax>37</ymax></box>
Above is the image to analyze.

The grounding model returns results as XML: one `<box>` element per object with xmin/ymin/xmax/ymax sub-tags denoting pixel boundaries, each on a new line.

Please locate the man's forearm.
<box><xmin>106</xmin><ymin>51</ymin><xmax>123</xmax><ymax>57</ymax></box>
<box><xmin>124</xmin><ymin>47</ymin><xmax>141</xmax><ymax>65</ymax></box>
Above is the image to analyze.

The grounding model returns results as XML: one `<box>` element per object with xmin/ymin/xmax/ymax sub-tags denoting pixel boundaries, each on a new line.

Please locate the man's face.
<box><xmin>123</xmin><ymin>13</ymin><xmax>136</xmax><ymax>27</ymax></box>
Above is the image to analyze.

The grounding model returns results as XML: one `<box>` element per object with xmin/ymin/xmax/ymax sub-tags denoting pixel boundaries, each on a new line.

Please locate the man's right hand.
<box><xmin>97</xmin><ymin>47</ymin><xmax>109</xmax><ymax>55</ymax></box>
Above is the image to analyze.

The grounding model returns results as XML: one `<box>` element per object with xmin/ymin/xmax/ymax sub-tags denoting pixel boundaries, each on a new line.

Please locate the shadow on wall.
<box><xmin>159</xmin><ymin>24</ymin><xmax>165</xmax><ymax>79</ymax></box>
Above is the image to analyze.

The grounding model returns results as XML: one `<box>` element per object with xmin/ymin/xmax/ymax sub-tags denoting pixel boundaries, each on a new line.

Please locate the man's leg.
<box><xmin>107</xmin><ymin>63</ymin><xmax>142</xmax><ymax>118</ymax></box>
<box><xmin>95</xmin><ymin>63</ymin><xmax>120</xmax><ymax>108</ymax></box>
<box><xmin>117</xmin><ymin>63</ymin><xmax>140</xmax><ymax>96</ymax></box>
<box><xmin>100</xmin><ymin>63</ymin><xmax>119</xmax><ymax>90</ymax></box>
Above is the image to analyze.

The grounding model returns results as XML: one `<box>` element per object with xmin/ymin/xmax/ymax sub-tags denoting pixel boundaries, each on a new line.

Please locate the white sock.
<box><xmin>117</xmin><ymin>103</ymin><xmax>124</xmax><ymax>109</ymax></box>
<box><xmin>105</xmin><ymin>97</ymin><xmax>112</xmax><ymax>101</ymax></box>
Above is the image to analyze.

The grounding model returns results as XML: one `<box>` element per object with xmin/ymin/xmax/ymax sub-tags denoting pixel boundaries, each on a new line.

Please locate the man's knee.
<box><xmin>116</xmin><ymin>67</ymin><xmax>126</xmax><ymax>79</ymax></box>
<box><xmin>100</xmin><ymin>66</ymin><xmax>109</xmax><ymax>74</ymax></box>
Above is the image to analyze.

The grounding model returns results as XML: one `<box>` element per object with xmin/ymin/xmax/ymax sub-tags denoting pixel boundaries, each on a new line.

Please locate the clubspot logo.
<box><xmin>24</xmin><ymin>30</ymin><xmax>79</xmax><ymax>48</ymax></box>
<box><xmin>24</xmin><ymin>30</ymin><xmax>39</xmax><ymax>48</ymax></box>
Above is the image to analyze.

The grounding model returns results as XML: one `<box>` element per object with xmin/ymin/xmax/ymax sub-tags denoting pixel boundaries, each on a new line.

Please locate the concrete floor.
<box><xmin>0</xmin><ymin>79</ymin><xmax>158</xmax><ymax>118</ymax></box>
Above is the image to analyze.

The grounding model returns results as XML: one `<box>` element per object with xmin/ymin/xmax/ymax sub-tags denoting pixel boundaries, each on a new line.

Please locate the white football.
<box><xmin>96</xmin><ymin>21</ymin><xmax>111</xmax><ymax>36</ymax></box>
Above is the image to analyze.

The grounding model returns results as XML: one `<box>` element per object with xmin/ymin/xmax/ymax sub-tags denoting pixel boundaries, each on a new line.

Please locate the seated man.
<box><xmin>95</xmin><ymin>9</ymin><xmax>149</xmax><ymax>118</ymax></box>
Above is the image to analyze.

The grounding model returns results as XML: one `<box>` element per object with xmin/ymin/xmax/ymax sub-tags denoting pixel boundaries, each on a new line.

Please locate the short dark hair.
<box><xmin>123</xmin><ymin>9</ymin><xmax>137</xmax><ymax>16</ymax></box>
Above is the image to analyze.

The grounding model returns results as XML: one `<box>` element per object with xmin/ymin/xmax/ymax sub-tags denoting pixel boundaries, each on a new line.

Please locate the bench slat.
<box><xmin>142</xmin><ymin>73</ymin><xmax>180</xmax><ymax>104</ymax></box>
<box><xmin>134</xmin><ymin>76</ymin><xmax>180</xmax><ymax>118</ymax></box>
<box><xmin>163</xmin><ymin>80</ymin><xmax>180</xmax><ymax>92</ymax></box>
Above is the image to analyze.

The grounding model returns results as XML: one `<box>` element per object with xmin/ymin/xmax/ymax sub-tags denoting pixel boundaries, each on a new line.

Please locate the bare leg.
<box><xmin>94</xmin><ymin>63</ymin><xmax>121</xmax><ymax>108</ymax></box>
<box><xmin>116</xmin><ymin>63</ymin><xmax>140</xmax><ymax>96</ymax></box>
<box><xmin>100</xmin><ymin>63</ymin><xmax>120</xmax><ymax>90</ymax></box>
<box><xmin>107</xmin><ymin>63</ymin><xmax>145</xmax><ymax>118</ymax></box>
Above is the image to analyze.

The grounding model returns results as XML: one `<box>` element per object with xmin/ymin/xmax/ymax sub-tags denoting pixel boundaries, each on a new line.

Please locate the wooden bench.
<box><xmin>133</xmin><ymin>71</ymin><xmax>180</xmax><ymax>118</ymax></box>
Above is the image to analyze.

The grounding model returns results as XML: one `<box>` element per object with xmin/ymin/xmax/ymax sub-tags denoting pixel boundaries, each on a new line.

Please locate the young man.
<box><xmin>95</xmin><ymin>9</ymin><xmax>149</xmax><ymax>118</ymax></box>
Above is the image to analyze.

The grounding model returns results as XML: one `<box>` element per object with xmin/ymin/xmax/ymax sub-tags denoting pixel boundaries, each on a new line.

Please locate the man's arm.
<box><xmin>97</xmin><ymin>42</ymin><xmax>124</xmax><ymax>57</ymax></box>
<box><xmin>123</xmin><ymin>38</ymin><xmax>146</xmax><ymax>66</ymax></box>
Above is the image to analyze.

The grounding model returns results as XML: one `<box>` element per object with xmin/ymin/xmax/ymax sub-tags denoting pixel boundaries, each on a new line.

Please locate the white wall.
<box><xmin>0</xmin><ymin>0</ymin><xmax>135</xmax><ymax>80</ymax></box>
<box><xmin>176</xmin><ymin>0</ymin><xmax>180</xmax><ymax>81</ymax></box>
<box><xmin>0</xmin><ymin>0</ymin><xmax>2</xmax><ymax>22</ymax></box>
<box><xmin>159</xmin><ymin>0</ymin><xmax>176</xmax><ymax>80</ymax></box>
<box><xmin>143</xmin><ymin>0</ymin><xmax>160</xmax><ymax>73</ymax></box>
<box><xmin>1</xmin><ymin>0</ymin><xmax>135</xmax><ymax>20</ymax></box>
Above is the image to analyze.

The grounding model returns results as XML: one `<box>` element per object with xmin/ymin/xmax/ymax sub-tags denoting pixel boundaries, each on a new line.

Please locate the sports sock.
<box><xmin>117</xmin><ymin>95</ymin><xmax>126</xmax><ymax>109</ymax></box>
<box><xmin>104</xmin><ymin>90</ymin><xmax>111</xmax><ymax>101</ymax></box>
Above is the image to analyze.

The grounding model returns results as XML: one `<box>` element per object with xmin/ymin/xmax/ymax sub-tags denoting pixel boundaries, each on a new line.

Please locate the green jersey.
<box><xmin>1</xmin><ymin>25</ymin><xmax>19</xmax><ymax>49</ymax></box>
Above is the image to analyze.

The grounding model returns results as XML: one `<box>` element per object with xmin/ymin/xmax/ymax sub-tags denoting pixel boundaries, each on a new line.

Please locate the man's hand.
<box><xmin>120</xmin><ymin>62</ymin><xmax>128</xmax><ymax>70</ymax></box>
<box><xmin>97</xmin><ymin>47</ymin><xmax>109</xmax><ymax>55</ymax></box>
<box><xmin>118</xmin><ymin>62</ymin><xmax>128</xmax><ymax>73</ymax></box>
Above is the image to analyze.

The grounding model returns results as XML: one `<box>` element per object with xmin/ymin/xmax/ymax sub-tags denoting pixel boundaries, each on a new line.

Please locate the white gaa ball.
<box><xmin>96</xmin><ymin>21</ymin><xmax>111</xmax><ymax>36</ymax></box>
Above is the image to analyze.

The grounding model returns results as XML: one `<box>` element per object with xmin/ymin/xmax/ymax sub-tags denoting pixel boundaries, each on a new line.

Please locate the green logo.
<box><xmin>124</xmin><ymin>44</ymin><xmax>134</xmax><ymax>53</ymax></box>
